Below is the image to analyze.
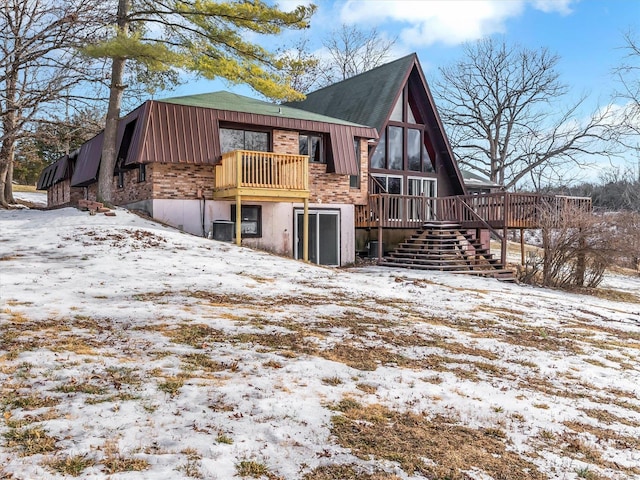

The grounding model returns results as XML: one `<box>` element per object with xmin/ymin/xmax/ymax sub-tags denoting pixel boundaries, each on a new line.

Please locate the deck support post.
<box><xmin>501</xmin><ymin>192</ymin><xmax>509</xmax><ymax>266</ymax></box>
<box><xmin>377</xmin><ymin>194</ymin><xmax>383</xmax><ymax>263</ymax></box>
<box><xmin>303</xmin><ymin>198</ymin><xmax>309</xmax><ymax>262</ymax></box>
<box><xmin>235</xmin><ymin>194</ymin><xmax>242</xmax><ymax>246</ymax></box>
<box><xmin>520</xmin><ymin>228</ymin><xmax>525</xmax><ymax>265</ymax></box>
<box><xmin>501</xmin><ymin>228</ymin><xmax>507</xmax><ymax>266</ymax></box>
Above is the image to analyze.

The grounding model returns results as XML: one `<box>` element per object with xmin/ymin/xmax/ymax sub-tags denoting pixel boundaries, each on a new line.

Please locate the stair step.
<box><xmin>383</xmin><ymin>221</ymin><xmax>511</xmax><ymax>281</ymax></box>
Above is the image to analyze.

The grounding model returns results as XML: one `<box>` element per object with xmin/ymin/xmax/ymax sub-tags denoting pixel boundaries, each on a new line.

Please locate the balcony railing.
<box><xmin>213</xmin><ymin>150</ymin><xmax>309</xmax><ymax>198</ymax></box>
<box><xmin>355</xmin><ymin>193</ymin><xmax>592</xmax><ymax>229</ymax></box>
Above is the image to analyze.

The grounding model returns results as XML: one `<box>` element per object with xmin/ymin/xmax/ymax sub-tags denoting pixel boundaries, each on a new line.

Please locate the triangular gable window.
<box><xmin>372</xmin><ymin>82</ymin><xmax>435</xmax><ymax>173</ymax></box>
<box><xmin>390</xmin><ymin>93</ymin><xmax>403</xmax><ymax>122</ymax></box>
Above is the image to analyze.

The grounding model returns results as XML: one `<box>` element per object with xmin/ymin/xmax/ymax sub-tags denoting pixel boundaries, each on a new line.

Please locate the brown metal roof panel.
<box><xmin>327</xmin><ymin>124</ymin><xmax>358</xmax><ymax>175</ymax></box>
<box><xmin>123</xmin><ymin>102</ymin><xmax>150</xmax><ymax>166</ymax></box>
<box><xmin>71</xmin><ymin>132</ymin><xmax>104</xmax><ymax>187</ymax></box>
<box><xmin>51</xmin><ymin>155</ymin><xmax>70</xmax><ymax>184</ymax></box>
<box><xmin>37</xmin><ymin>161</ymin><xmax>56</xmax><ymax>190</ymax></box>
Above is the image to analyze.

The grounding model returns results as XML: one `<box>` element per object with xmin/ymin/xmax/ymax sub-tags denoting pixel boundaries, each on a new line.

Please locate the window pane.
<box><xmin>408</xmin><ymin>129</ymin><xmax>421</xmax><ymax>171</ymax></box>
<box><xmin>350</xmin><ymin>139</ymin><xmax>360</xmax><ymax>188</ymax></box>
<box><xmin>245</xmin><ymin>131</ymin><xmax>268</xmax><ymax>152</ymax></box>
<box><xmin>220</xmin><ymin>128</ymin><xmax>244</xmax><ymax>153</ymax></box>
<box><xmin>390</xmin><ymin>94</ymin><xmax>403</xmax><ymax>121</ymax></box>
<box><xmin>370</xmin><ymin>132</ymin><xmax>386</xmax><ymax>169</ymax></box>
<box><xmin>387</xmin><ymin>176</ymin><xmax>402</xmax><ymax>194</ymax></box>
<box><xmin>408</xmin><ymin>178</ymin><xmax>420</xmax><ymax>196</ymax></box>
<box><xmin>422</xmin><ymin>143</ymin><xmax>435</xmax><ymax>172</ymax></box>
<box><xmin>372</xmin><ymin>175</ymin><xmax>386</xmax><ymax>193</ymax></box>
<box><xmin>407</xmin><ymin>103</ymin><xmax>418</xmax><ymax>124</ymax></box>
<box><xmin>231</xmin><ymin>205</ymin><xmax>261</xmax><ymax>237</ymax></box>
<box><xmin>388</xmin><ymin>126</ymin><xmax>403</xmax><ymax>170</ymax></box>
<box><xmin>299</xmin><ymin>135</ymin><xmax>308</xmax><ymax>155</ymax></box>
<box><xmin>309</xmin><ymin>136</ymin><xmax>321</xmax><ymax>162</ymax></box>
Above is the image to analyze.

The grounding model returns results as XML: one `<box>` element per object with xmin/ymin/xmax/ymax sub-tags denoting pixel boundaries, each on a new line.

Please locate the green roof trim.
<box><xmin>158</xmin><ymin>91</ymin><xmax>370</xmax><ymax>128</ymax></box>
<box><xmin>285</xmin><ymin>54</ymin><xmax>417</xmax><ymax>131</ymax></box>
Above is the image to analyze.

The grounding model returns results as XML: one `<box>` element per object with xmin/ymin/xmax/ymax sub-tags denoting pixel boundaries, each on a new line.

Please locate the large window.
<box><xmin>231</xmin><ymin>205</ymin><xmax>262</xmax><ymax>238</ymax></box>
<box><xmin>299</xmin><ymin>133</ymin><xmax>324</xmax><ymax>163</ymax></box>
<box><xmin>220</xmin><ymin>128</ymin><xmax>269</xmax><ymax>154</ymax></box>
<box><xmin>369</xmin><ymin>85</ymin><xmax>436</xmax><ymax>173</ymax></box>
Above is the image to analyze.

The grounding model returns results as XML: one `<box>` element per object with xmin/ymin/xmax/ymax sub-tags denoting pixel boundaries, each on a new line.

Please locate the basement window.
<box><xmin>231</xmin><ymin>205</ymin><xmax>262</xmax><ymax>238</ymax></box>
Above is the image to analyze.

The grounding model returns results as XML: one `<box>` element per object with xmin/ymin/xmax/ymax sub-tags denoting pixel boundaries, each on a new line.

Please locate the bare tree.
<box><xmin>0</xmin><ymin>0</ymin><xmax>105</xmax><ymax>207</ymax></box>
<box><xmin>616</xmin><ymin>30</ymin><xmax>640</xmax><ymax>127</ymax></box>
<box><xmin>317</xmin><ymin>24</ymin><xmax>397</xmax><ymax>88</ymax></box>
<box><xmin>435</xmin><ymin>38</ymin><xmax>619</xmax><ymax>191</ymax></box>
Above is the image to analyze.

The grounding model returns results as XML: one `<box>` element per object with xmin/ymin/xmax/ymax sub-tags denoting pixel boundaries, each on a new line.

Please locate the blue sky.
<box><xmin>168</xmin><ymin>0</ymin><xmax>637</xmax><ymax>101</ymax></box>
<box><xmin>165</xmin><ymin>0</ymin><xmax>639</xmax><ymax>179</ymax></box>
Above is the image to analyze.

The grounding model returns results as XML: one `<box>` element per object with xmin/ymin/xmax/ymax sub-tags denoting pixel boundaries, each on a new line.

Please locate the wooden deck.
<box><xmin>213</xmin><ymin>150</ymin><xmax>309</xmax><ymax>202</ymax></box>
<box><xmin>355</xmin><ymin>192</ymin><xmax>592</xmax><ymax>230</ymax></box>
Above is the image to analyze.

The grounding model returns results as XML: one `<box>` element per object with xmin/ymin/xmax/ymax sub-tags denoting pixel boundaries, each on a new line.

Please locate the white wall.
<box><xmin>150</xmin><ymin>199</ymin><xmax>355</xmax><ymax>265</ymax></box>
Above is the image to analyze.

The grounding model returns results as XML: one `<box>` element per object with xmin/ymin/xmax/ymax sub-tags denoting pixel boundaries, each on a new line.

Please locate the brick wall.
<box><xmin>112</xmin><ymin>165</ymin><xmax>154</xmax><ymax>205</ymax></box>
<box><xmin>70</xmin><ymin>187</ymin><xmax>85</xmax><ymax>205</ymax></box>
<box><xmin>273</xmin><ymin>131</ymin><xmax>369</xmax><ymax>205</ymax></box>
<box><xmin>308</xmin><ymin>138</ymin><xmax>368</xmax><ymax>205</ymax></box>
<box><xmin>47</xmin><ymin>181</ymin><xmax>71</xmax><ymax>207</ymax></box>
<box><xmin>152</xmin><ymin>163</ymin><xmax>216</xmax><ymax>199</ymax></box>
<box><xmin>273</xmin><ymin>130</ymin><xmax>298</xmax><ymax>155</ymax></box>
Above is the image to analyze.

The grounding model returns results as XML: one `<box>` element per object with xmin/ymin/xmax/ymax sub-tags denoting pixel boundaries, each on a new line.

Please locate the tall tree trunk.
<box><xmin>97</xmin><ymin>0</ymin><xmax>129</xmax><ymax>204</ymax></box>
<box><xmin>97</xmin><ymin>57</ymin><xmax>126</xmax><ymax>204</ymax></box>
<box><xmin>0</xmin><ymin>153</ymin><xmax>9</xmax><ymax>208</ymax></box>
<box><xmin>5</xmin><ymin>157</ymin><xmax>14</xmax><ymax>204</ymax></box>
<box><xmin>0</xmin><ymin>68</ymin><xmax>18</xmax><ymax>208</ymax></box>
<box><xmin>0</xmin><ymin>129</ymin><xmax>17</xmax><ymax>208</ymax></box>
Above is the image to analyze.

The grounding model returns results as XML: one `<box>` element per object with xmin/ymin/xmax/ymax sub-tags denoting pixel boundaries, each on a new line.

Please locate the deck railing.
<box><xmin>355</xmin><ymin>192</ymin><xmax>592</xmax><ymax>229</ymax></box>
<box><xmin>214</xmin><ymin>150</ymin><xmax>309</xmax><ymax>192</ymax></box>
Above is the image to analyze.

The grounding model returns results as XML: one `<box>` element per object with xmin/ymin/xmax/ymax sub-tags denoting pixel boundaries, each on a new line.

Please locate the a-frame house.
<box><xmin>291</xmin><ymin>54</ymin><xmax>590</xmax><ymax>277</ymax></box>
<box><xmin>289</xmin><ymin>54</ymin><xmax>475</xmax><ymax>258</ymax></box>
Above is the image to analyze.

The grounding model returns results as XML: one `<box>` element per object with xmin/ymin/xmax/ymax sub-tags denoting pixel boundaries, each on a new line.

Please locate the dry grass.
<box><xmin>235</xmin><ymin>460</ymin><xmax>281</xmax><ymax>479</ymax></box>
<box><xmin>11</xmin><ymin>184</ymin><xmax>37</xmax><ymax>192</ymax></box>
<box><xmin>164</xmin><ymin>323</ymin><xmax>228</xmax><ymax>348</ymax></box>
<box><xmin>46</xmin><ymin>454</ymin><xmax>95</xmax><ymax>476</ymax></box>
<box><xmin>100</xmin><ymin>440</ymin><xmax>149</xmax><ymax>474</ymax></box>
<box><xmin>2</xmin><ymin>392</ymin><xmax>59</xmax><ymax>410</ymax></box>
<box><xmin>303</xmin><ymin>464</ymin><xmax>401</xmax><ymax>479</ymax></box>
<box><xmin>3</xmin><ymin>426</ymin><xmax>59</xmax><ymax>456</ymax></box>
<box><xmin>330</xmin><ymin>398</ymin><xmax>544</xmax><ymax>479</ymax></box>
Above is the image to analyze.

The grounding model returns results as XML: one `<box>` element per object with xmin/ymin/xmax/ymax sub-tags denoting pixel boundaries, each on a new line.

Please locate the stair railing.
<box><xmin>454</xmin><ymin>197</ymin><xmax>507</xmax><ymax>265</ymax></box>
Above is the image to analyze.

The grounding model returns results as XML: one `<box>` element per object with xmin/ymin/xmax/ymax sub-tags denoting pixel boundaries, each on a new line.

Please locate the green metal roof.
<box><xmin>159</xmin><ymin>91</ymin><xmax>370</xmax><ymax>128</ymax></box>
<box><xmin>285</xmin><ymin>54</ymin><xmax>417</xmax><ymax>131</ymax></box>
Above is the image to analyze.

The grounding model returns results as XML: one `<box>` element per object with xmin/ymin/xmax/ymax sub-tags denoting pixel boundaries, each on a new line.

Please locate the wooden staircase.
<box><xmin>380</xmin><ymin>221</ymin><xmax>515</xmax><ymax>281</ymax></box>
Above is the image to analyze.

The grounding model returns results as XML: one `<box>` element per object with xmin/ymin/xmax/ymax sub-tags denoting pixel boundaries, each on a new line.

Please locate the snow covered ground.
<box><xmin>11</xmin><ymin>190</ymin><xmax>47</xmax><ymax>208</ymax></box>
<box><xmin>1</xmin><ymin>206</ymin><xmax>639</xmax><ymax>479</ymax></box>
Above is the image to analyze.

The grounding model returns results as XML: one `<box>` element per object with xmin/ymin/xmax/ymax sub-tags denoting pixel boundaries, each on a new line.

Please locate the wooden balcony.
<box><xmin>355</xmin><ymin>193</ymin><xmax>592</xmax><ymax>230</ymax></box>
<box><xmin>213</xmin><ymin>150</ymin><xmax>310</xmax><ymax>202</ymax></box>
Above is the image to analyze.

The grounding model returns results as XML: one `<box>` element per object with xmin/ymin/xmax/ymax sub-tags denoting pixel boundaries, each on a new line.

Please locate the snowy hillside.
<box><xmin>1</xmin><ymin>206</ymin><xmax>640</xmax><ymax>479</ymax></box>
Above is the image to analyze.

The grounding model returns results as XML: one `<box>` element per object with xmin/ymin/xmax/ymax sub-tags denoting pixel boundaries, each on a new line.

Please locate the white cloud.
<box><xmin>532</xmin><ymin>0</ymin><xmax>575</xmax><ymax>15</ymax></box>
<box><xmin>338</xmin><ymin>0</ymin><xmax>577</xmax><ymax>47</ymax></box>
